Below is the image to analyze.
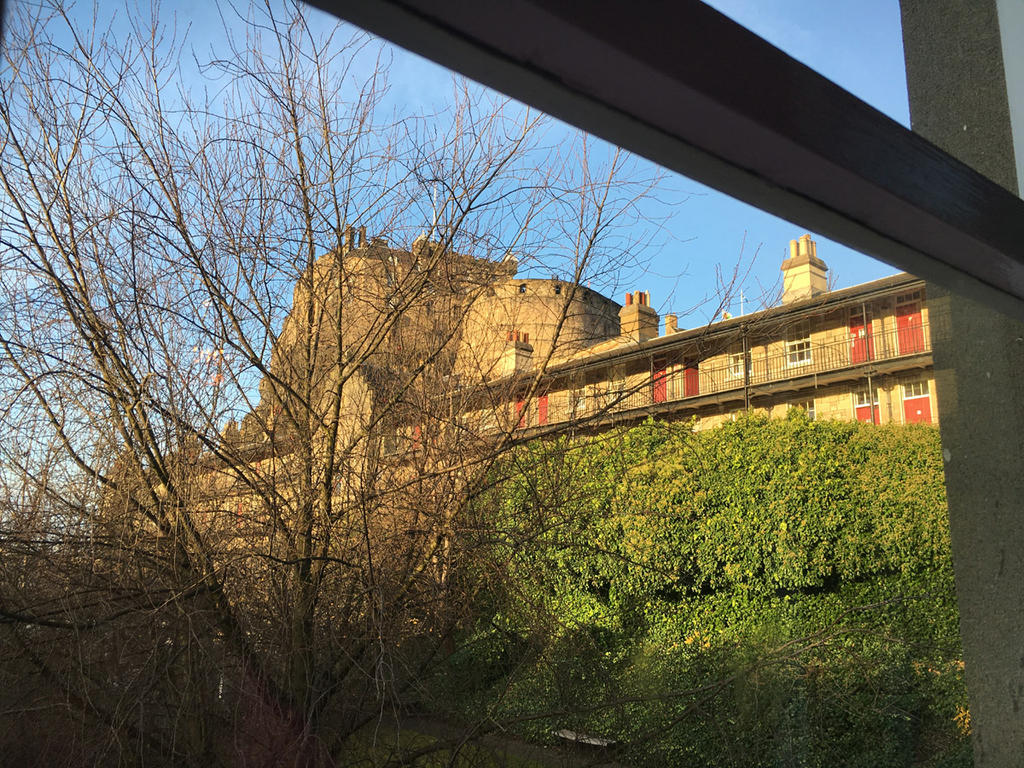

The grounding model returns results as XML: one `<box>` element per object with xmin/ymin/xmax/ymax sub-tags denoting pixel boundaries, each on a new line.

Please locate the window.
<box><xmin>518</xmin><ymin>283</ymin><xmax>527</xmax><ymax>294</ymax></box>
<box><xmin>329</xmin><ymin>4</ymin><xmax>1024</xmax><ymax>757</ymax></box>
<box><xmin>729</xmin><ymin>352</ymin><xmax>745</xmax><ymax>378</ymax></box>
<box><xmin>783</xmin><ymin>321</ymin><xmax>813</xmax><ymax>367</ymax></box>
<box><xmin>605</xmin><ymin>377</ymin><xmax>625</xmax><ymax>407</ymax></box>
<box><xmin>786</xmin><ymin>333</ymin><xmax>812</xmax><ymax>366</ymax></box>
<box><xmin>854</xmin><ymin>388</ymin><xmax>878</xmax><ymax>407</ymax></box>
<box><xmin>570</xmin><ymin>389</ymin><xmax>587</xmax><ymax>418</ymax></box>
<box><xmin>904</xmin><ymin>380</ymin><xmax>929</xmax><ymax>398</ymax></box>
<box><xmin>478</xmin><ymin>408</ymin><xmax>499</xmax><ymax>432</ymax></box>
<box><xmin>554</xmin><ymin>284</ymin><xmax>562</xmax><ymax>295</ymax></box>
<box><xmin>786</xmin><ymin>338</ymin><xmax>812</xmax><ymax>365</ymax></box>
<box><xmin>902</xmin><ymin>379</ymin><xmax>932</xmax><ymax>424</ymax></box>
<box><xmin>854</xmin><ymin>386</ymin><xmax>880</xmax><ymax>423</ymax></box>
<box><xmin>793</xmin><ymin>399</ymin><xmax>815</xmax><ymax>421</ymax></box>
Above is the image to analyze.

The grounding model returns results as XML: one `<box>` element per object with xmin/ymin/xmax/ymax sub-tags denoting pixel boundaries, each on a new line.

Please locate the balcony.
<box><xmin>570</xmin><ymin>322</ymin><xmax>931</xmax><ymax>423</ymax></box>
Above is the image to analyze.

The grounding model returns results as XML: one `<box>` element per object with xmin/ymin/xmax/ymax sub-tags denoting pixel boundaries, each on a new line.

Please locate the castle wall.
<box><xmin>455</xmin><ymin>278</ymin><xmax>621</xmax><ymax>379</ymax></box>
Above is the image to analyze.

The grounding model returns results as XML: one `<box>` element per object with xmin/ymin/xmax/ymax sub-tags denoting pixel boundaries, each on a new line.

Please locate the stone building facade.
<box><xmin>224</xmin><ymin>230</ymin><xmax>935</xmax><ymax>463</ymax></box>
<box><xmin>460</xmin><ymin>233</ymin><xmax>935</xmax><ymax>436</ymax></box>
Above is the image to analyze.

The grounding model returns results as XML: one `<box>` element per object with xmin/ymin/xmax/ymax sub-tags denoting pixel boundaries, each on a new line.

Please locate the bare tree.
<box><xmin>0</xmin><ymin>2</ymin><xmax>669</xmax><ymax>765</ymax></box>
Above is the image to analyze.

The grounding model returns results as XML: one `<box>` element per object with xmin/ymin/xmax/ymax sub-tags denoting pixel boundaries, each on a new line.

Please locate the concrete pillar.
<box><xmin>900</xmin><ymin>1</ymin><xmax>1024</xmax><ymax>763</ymax></box>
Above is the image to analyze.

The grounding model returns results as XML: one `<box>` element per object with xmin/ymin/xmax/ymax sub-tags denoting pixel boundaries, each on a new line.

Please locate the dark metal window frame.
<box><xmin>316</xmin><ymin>0</ymin><xmax>1024</xmax><ymax>319</ymax></box>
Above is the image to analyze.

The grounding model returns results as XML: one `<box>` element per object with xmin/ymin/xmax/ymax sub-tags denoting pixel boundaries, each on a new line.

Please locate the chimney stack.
<box><xmin>619</xmin><ymin>290</ymin><xmax>659</xmax><ymax>341</ymax></box>
<box><xmin>499</xmin><ymin>328</ymin><xmax>534</xmax><ymax>375</ymax></box>
<box><xmin>780</xmin><ymin>234</ymin><xmax>828</xmax><ymax>303</ymax></box>
<box><xmin>664</xmin><ymin>313</ymin><xmax>678</xmax><ymax>334</ymax></box>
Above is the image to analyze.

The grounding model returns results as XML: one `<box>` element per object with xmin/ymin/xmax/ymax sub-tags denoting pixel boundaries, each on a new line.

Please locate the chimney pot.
<box><xmin>798</xmin><ymin>233</ymin><xmax>812</xmax><ymax>258</ymax></box>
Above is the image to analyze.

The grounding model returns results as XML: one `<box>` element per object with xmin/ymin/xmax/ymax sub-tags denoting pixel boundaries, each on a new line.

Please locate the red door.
<box><xmin>684</xmin><ymin>365</ymin><xmax>699</xmax><ymax>397</ymax></box>
<box><xmin>652</xmin><ymin>363</ymin><xmax>667</xmax><ymax>403</ymax></box>
<box><xmin>855</xmin><ymin>404</ymin><xmax>880</xmax><ymax>423</ymax></box>
<box><xmin>849</xmin><ymin>313</ymin><xmax>874</xmax><ymax>364</ymax></box>
<box><xmin>896</xmin><ymin>303</ymin><xmax>925</xmax><ymax>354</ymax></box>
<box><xmin>538</xmin><ymin>393</ymin><xmax>549</xmax><ymax>425</ymax></box>
<box><xmin>903</xmin><ymin>395</ymin><xmax>931</xmax><ymax>424</ymax></box>
<box><xmin>902</xmin><ymin>382</ymin><xmax>932</xmax><ymax>423</ymax></box>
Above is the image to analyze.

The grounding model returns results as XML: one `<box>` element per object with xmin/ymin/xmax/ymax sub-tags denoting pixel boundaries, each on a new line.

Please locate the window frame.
<box><xmin>728</xmin><ymin>351</ymin><xmax>745</xmax><ymax>379</ymax></box>
<box><xmin>793</xmin><ymin>398</ymin><xmax>816</xmax><ymax>421</ymax></box>
<box><xmin>903</xmin><ymin>380</ymin><xmax>930</xmax><ymax>399</ymax></box>
<box><xmin>854</xmin><ymin>387</ymin><xmax>879</xmax><ymax>408</ymax></box>
<box><xmin>785</xmin><ymin>337</ymin><xmax>812</xmax><ymax>367</ymax></box>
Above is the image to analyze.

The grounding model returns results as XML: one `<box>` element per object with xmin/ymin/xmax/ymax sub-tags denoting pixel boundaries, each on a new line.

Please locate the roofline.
<box><xmin>499</xmin><ymin>276</ymin><xmax>623</xmax><ymax>308</ymax></box>
<box><xmin>511</xmin><ymin>272</ymin><xmax>924</xmax><ymax>384</ymax></box>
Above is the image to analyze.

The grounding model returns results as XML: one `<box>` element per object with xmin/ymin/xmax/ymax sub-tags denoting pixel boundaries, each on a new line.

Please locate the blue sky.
<box><xmin>58</xmin><ymin>0</ymin><xmax>912</xmax><ymax>326</ymax></box>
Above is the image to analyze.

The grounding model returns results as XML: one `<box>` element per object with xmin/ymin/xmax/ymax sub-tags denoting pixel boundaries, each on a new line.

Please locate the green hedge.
<box><xmin>432</xmin><ymin>413</ymin><xmax>969</xmax><ymax>767</ymax></box>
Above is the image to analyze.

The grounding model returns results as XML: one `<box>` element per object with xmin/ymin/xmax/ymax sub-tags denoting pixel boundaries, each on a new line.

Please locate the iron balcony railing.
<box><xmin>585</xmin><ymin>321</ymin><xmax>931</xmax><ymax>418</ymax></box>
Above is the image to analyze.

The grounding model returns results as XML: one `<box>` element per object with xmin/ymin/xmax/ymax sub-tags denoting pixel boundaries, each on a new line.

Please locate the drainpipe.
<box><xmin>861</xmin><ymin>301</ymin><xmax>872</xmax><ymax>362</ymax></box>
<box><xmin>867</xmin><ymin>369</ymin><xmax>877</xmax><ymax>425</ymax></box>
<box><xmin>857</xmin><ymin>301</ymin><xmax>877</xmax><ymax>424</ymax></box>
<box><xmin>742</xmin><ymin>325</ymin><xmax>751</xmax><ymax>412</ymax></box>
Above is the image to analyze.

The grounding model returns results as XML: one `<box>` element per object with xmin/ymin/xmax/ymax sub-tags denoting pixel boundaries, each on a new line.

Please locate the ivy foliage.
<box><xmin>433</xmin><ymin>413</ymin><xmax>969</xmax><ymax>767</ymax></box>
